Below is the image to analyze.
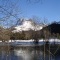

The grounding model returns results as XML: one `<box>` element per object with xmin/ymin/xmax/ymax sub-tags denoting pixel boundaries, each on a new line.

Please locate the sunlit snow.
<box><xmin>12</xmin><ymin>20</ymin><xmax>44</xmax><ymax>32</ymax></box>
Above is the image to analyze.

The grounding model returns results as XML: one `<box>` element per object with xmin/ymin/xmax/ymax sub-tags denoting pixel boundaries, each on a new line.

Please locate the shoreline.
<box><xmin>0</xmin><ymin>39</ymin><xmax>60</xmax><ymax>43</ymax></box>
<box><xmin>0</xmin><ymin>39</ymin><xmax>60</xmax><ymax>46</ymax></box>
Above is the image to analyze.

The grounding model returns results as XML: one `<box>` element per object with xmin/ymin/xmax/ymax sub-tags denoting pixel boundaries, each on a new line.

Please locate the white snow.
<box><xmin>6</xmin><ymin>39</ymin><xmax>60</xmax><ymax>43</ymax></box>
<box><xmin>0</xmin><ymin>41</ymin><xmax>2</xmax><ymax>42</ymax></box>
<box><xmin>0</xmin><ymin>39</ymin><xmax>60</xmax><ymax>43</ymax></box>
<box><xmin>49</xmin><ymin>39</ymin><xmax>60</xmax><ymax>42</ymax></box>
<box><xmin>12</xmin><ymin>20</ymin><xmax>44</xmax><ymax>33</ymax></box>
<box><xmin>14</xmin><ymin>39</ymin><xmax>34</xmax><ymax>42</ymax></box>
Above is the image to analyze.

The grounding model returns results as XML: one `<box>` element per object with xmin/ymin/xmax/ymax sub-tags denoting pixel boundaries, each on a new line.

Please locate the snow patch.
<box><xmin>12</xmin><ymin>20</ymin><xmax>44</xmax><ymax>32</ymax></box>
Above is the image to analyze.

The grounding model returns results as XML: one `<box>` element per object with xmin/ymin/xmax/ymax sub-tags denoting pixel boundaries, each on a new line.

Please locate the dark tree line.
<box><xmin>0</xmin><ymin>21</ymin><xmax>60</xmax><ymax>42</ymax></box>
<box><xmin>40</xmin><ymin>22</ymin><xmax>60</xmax><ymax>39</ymax></box>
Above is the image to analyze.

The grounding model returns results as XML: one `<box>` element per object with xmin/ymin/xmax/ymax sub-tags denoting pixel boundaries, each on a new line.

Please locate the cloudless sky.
<box><xmin>0</xmin><ymin>0</ymin><xmax>60</xmax><ymax>25</ymax></box>
<box><xmin>18</xmin><ymin>0</ymin><xmax>60</xmax><ymax>23</ymax></box>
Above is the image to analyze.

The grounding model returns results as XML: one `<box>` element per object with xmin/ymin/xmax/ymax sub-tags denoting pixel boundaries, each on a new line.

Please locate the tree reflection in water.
<box><xmin>0</xmin><ymin>44</ymin><xmax>60</xmax><ymax>60</ymax></box>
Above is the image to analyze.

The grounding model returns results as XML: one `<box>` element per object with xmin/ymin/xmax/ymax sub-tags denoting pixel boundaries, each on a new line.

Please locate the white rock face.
<box><xmin>12</xmin><ymin>19</ymin><xmax>44</xmax><ymax>33</ymax></box>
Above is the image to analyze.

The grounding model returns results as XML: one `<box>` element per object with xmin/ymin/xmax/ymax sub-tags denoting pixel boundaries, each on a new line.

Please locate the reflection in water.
<box><xmin>14</xmin><ymin>49</ymin><xmax>32</xmax><ymax>60</ymax></box>
<box><xmin>14</xmin><ymin>46</ymin><xmax>44</xmax><ymax>60</ymax></box>
<box><xmin>0</xmin><ymin>44</ymin><xmax>60</xmax><ymax>60</ymax></box>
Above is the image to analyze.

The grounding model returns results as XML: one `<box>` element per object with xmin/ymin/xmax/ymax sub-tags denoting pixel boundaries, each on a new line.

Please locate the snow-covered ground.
<box><xmin>0</xmin><ymin>39</ymin><xmax>60</xmax><ymax>43</ymax></box>
<box><xmin>49</xmin><ymin>39</ymin><xmax>60</xmax><ymax>42</ymax></box>
<box><xmin>3</xmin><ymin>39</ymin><xmax>60</xmax><ymax>43</ymax></box>
<box><xmin>0</xmin><ymin>39</ymin><xmax>60</xmax><ymax>46</ymax></box>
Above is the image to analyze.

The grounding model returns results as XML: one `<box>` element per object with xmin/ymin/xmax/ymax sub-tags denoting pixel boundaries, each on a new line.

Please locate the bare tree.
<box><xmin>0</xmin><ymin>0</ymin><xmax>21</xmax><ymax>27</ymax></box>
<box><xmin>0</xmin><ymin>0</ymin><xmax>22</xmax><ymax>43</ymax></box>
<box><xmin>0</xmin><ymin>27</ymin><xmax>11</xmax><ymax>42</ymax></box>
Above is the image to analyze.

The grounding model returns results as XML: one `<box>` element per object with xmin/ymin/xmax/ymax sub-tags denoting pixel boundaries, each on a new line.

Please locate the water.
<box><xmin>0</xmin><ymin>43</ymin><xmax>60</xmax><ymax>60</ymax></box>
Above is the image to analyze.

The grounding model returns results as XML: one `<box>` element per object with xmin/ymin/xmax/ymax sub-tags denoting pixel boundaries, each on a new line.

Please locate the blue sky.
<box><xmin>18</xmin><ymin>0</ymin><xmax>60</xmax><ymax>23</ymax></box>
<box><xmin>0</xmin><ymin>0</ymin><xmax>60</xmax><ymax>25</ymax></box>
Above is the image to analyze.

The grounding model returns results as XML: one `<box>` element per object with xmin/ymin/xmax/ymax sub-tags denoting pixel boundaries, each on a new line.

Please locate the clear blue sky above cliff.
<box><xmin>19</xmin><ymin>0</ymin><xmax>60</xmax><ymax>23</ymax></box>
<box><xmin>0</xmin><ymin>0</ymin><xmax>60</xmax><ymax>24</ymax></box>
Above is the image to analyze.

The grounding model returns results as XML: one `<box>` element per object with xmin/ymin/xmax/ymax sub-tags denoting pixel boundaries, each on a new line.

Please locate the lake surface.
<box><xmin>0</xmin><ymin>43</ymin><xmax>60</xmax><ymax>60</ymax></box>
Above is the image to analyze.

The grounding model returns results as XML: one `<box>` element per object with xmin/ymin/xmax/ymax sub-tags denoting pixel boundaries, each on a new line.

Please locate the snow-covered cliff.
<box><xmin>12</xmin><ymin>19</ymin><xmax>45</xmax><ymax>32</ymax></box>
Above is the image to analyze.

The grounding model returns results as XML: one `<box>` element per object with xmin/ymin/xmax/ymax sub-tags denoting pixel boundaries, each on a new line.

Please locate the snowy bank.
<box><xmin>0</xmin><ymin>39</ymin><xmax>60</xmax><ymax>43</ymax></box>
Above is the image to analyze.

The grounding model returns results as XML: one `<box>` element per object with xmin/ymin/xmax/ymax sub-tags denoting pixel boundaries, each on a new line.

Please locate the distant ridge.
<box><xmin>12</xmin><ymin>19</ymin><xmax>45</xmax><ymax>33</ymax></box>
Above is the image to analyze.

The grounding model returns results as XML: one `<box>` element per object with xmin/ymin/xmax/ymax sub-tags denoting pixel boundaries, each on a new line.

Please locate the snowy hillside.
<box><xmin>12</xmin><ymin>19</ymin><xmax>45</xmax><ymax>32</ymax></box>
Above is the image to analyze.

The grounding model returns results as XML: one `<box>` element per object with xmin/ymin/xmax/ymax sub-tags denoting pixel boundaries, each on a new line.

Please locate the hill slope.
<box><xmin>12</xmin><ymin>19</ymin><xmax>45</xmax><ymax>33</ymax></box>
